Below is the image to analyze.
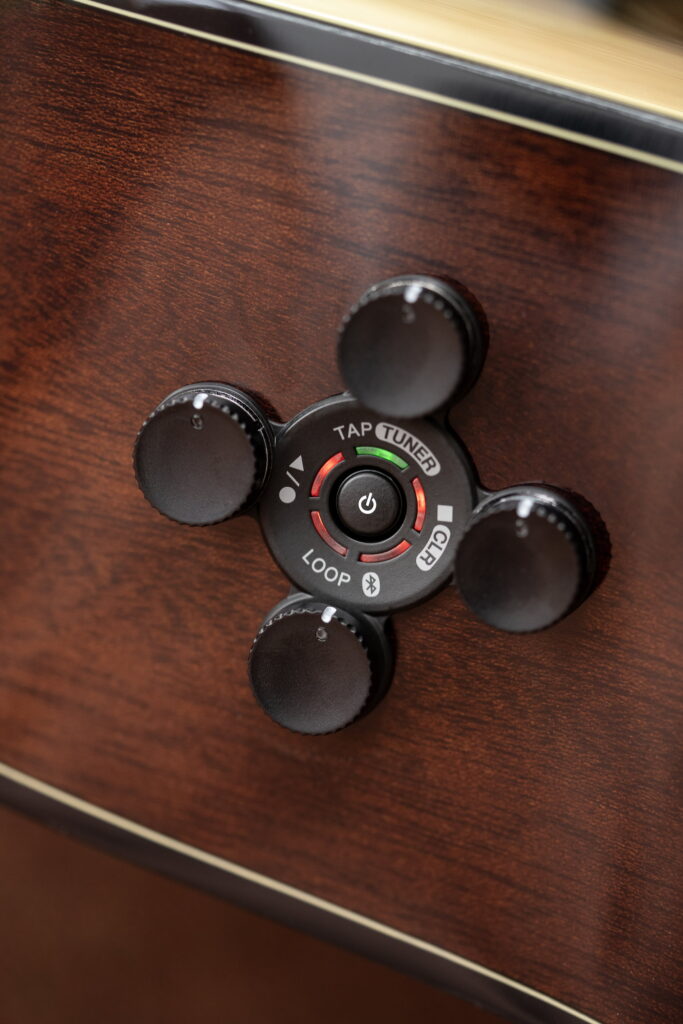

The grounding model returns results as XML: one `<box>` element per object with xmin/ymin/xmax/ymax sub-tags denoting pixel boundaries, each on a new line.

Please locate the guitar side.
<box><xmin>0</xmin><ymin>3</ymin><xmax>681</xmax><ymax>1023</ymax></box>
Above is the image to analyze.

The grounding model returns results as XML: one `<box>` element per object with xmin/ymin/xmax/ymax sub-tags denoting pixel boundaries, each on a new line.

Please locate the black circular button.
<box><xmin>334</xmin><ymin>469</ymin><xmax>404</xmax><ymax>540</ymax></box>
<box><xmin>338</xmin><ymin>275</ymin><xmax>486</xmax><ymax>418</ymax></box>
<box><xmin>455</xmin><ymin>489</ymin><xmax>596</xmax><ymax>633</ymax></box>
<box><xmin>134</xmin><ymin>383</ymin><xmax>272</xmax><ymax>525</ymax></box>
<box><xmin>249</xmin><ymin>598</ymin><xmax>394</xmax><ymax>734</ymax></box>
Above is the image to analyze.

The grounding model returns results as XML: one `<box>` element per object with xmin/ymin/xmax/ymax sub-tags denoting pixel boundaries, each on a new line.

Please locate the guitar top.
<box><xmin>0</xmin><ymin>3</ymin><xmax>682</xmax><ymax>1023</ymax></box>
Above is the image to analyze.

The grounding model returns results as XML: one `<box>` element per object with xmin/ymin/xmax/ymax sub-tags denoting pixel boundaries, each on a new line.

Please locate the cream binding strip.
<box><xmin>70</xmin><ymin>0</ymin><xmax>683</xmax><ymax>174</ymax></box>
<box><xmin>0</xmin><ymin>759</ymin><xmax>601</xmax><ymax>1024</ymax></box>
<box><xmin>252</xmin><ymin>0</ymin><xmax>683</xmax><ymax>121</ymax></box>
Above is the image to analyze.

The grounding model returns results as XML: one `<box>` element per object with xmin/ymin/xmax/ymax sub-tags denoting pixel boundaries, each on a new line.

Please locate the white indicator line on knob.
<box><xmin>192</xmin><ymin>392</ymin><xmax>208</xmax><ymax>410</ymax></box>
<box><xmin>403</xmin><ymin>283</ymin><xmax>422</xmax><ymax>303</ymax></box>
<box><xmin>516</xmin><ymin>498</ymin><xmax>534</xmax><ymax>518</ymax></box>
<box><xmin>321</xmin><ymin>606</ymin><xmax>336</xmax><ymax>624</ymax></box>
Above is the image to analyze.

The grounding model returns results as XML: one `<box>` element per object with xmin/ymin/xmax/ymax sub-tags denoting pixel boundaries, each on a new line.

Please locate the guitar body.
<box><xmin>1</xmin><ymin>3</ymin><xmax>681</xmax><ymax>1023</ymax></box>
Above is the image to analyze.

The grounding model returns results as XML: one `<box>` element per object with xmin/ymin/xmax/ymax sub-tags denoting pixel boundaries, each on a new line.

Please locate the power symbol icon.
<box><xmin>336</xmin><ymin>471</ymin><xmax>402</xmax><ymax>539</ymax></box>
<box><xmin>358</xmin><ymin>492</ymin><xmax>377</xmax><ymax>515</ymax></box>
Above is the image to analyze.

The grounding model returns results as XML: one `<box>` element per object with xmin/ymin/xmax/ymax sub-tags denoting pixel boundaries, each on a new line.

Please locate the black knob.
<box><xmin>454</xmin><ymin>488</ymin><xmax>598</xmax><ymax>633</ymax></box>
<box><xmin>134</xmin><ymin>383</ymin><xmax>273</xmax><ymax>525</ymax></box>
<box><xmin>338</xmin><ymin>275</ymin><xmax>486</xmax><ymax>418</ymax></box>
<box><xmin>248</xmin><ymin>597</ymin><xmax>393</xmax><ymax>734</ymax></box>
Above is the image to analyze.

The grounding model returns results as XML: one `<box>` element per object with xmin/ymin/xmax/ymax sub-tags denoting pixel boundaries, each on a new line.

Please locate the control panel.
<box><xmin>258</xmin><ymin>394</ymin><xmax>475</xmax><ymax>615</ymax></box>
<box><xmin>133</xmin><ymin>275</ymin><xmax>608</xmax><ymax>734</ymax></box>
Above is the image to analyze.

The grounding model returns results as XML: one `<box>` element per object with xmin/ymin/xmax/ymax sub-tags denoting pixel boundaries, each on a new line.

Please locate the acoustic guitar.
<box><xmin>1</xmin><ymin>3</ymin><xmax>681</xmax><ymax>1023</ymax></box>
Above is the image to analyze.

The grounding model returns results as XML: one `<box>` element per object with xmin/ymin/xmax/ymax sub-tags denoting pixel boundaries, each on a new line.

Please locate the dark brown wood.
<box><xmin>0</xmin><ymin>803</ymin><xmax>503</xmax><ymax>1024</ymax></box>
<box><xmin>0</xmin><ymin>3</ymin><xmax>681</xmax><ymax>1023</ymax></box>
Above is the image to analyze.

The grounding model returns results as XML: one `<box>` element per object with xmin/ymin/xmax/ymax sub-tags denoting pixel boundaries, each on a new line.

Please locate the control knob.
<box><xmin>455</xmin><ymin>487</ymin><xmax>599</xmax><ymax>632</ymax></box>
<box><xmin>249</xmin><ymin>597</ymin><xmax>393</xmax><ymax>734</ymax></box>
<box><xmin>338</xmin><ymin>275</ymin><xmax>486</xmax><ymax>418</ymax></box>
<box><xmin>134</xmin><ymin>383</ymin><xmax>272</xmax><ymax>525</ymax></box>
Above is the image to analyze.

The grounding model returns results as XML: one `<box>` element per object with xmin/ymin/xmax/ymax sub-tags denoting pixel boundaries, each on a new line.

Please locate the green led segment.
<box><xmin>355</xmin><ymin>446</ymin><xmax>408</xmax><ymax>470</ymax></box>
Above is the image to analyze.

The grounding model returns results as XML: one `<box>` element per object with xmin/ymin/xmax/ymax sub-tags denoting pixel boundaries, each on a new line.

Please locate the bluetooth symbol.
<box><xmin>362</xmin><ymin>572</ymin><xmax>380</xmax><ymax>598</ymax></box>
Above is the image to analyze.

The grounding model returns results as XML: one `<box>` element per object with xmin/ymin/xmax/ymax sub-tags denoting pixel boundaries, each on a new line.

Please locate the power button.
<box><xmin>334</xmin><ymin>470</ymin><xmax>404</xmax><ymax>540</ymax></box>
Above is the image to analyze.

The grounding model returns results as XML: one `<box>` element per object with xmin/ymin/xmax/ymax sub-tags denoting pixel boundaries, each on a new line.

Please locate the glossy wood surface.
<box><xmin>0</xmin><ymin>3</ymin><xmax>682</xmax><ymax>1023</ymax></box>
<box><xmin>0</xmin><ymin>804</ymin><xmax>502</xmax><ymax>1024</ymax></box>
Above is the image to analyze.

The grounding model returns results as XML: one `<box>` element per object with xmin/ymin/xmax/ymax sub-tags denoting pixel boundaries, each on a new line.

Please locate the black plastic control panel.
<box><xmin>258</xmin><ymin>394</ymin><xmax>475</xmax><ymax>615</ymax></box>
<box><xmin>133</xmin><ymin>274</ymin><xmax>608</xmax><ymax>734</ymax></box>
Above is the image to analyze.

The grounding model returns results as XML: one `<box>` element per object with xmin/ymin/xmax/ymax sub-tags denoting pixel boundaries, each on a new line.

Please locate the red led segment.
<box><xmin>359</xmin><ymin>539</ymin><xmax>411</xmax><ymax>564</ymax></box>
<box><xmin>310</xmin><ymin>451</ymin><xmax>345</xmax><ymax>497</ymax></box>
<box><xmin>411</xmin><ymin>477</ymin><xmax>426</xmax><ymax>532</ymax></box>
<box><xmin>310</xmin><ymin>511</ymin><xmax>349</xmax><ymax>557</ymax></box>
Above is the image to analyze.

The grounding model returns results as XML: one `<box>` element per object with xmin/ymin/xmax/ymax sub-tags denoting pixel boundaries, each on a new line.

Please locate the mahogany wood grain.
<box><xmin>0</xmin><ymin>3</ymin><xmax>682</xmax><ymax>1023</ymax></box>
<box><xmin>0</xmin><ymin>804</ymin><xmax>502</xmax><ymax>1024</ymax></box>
